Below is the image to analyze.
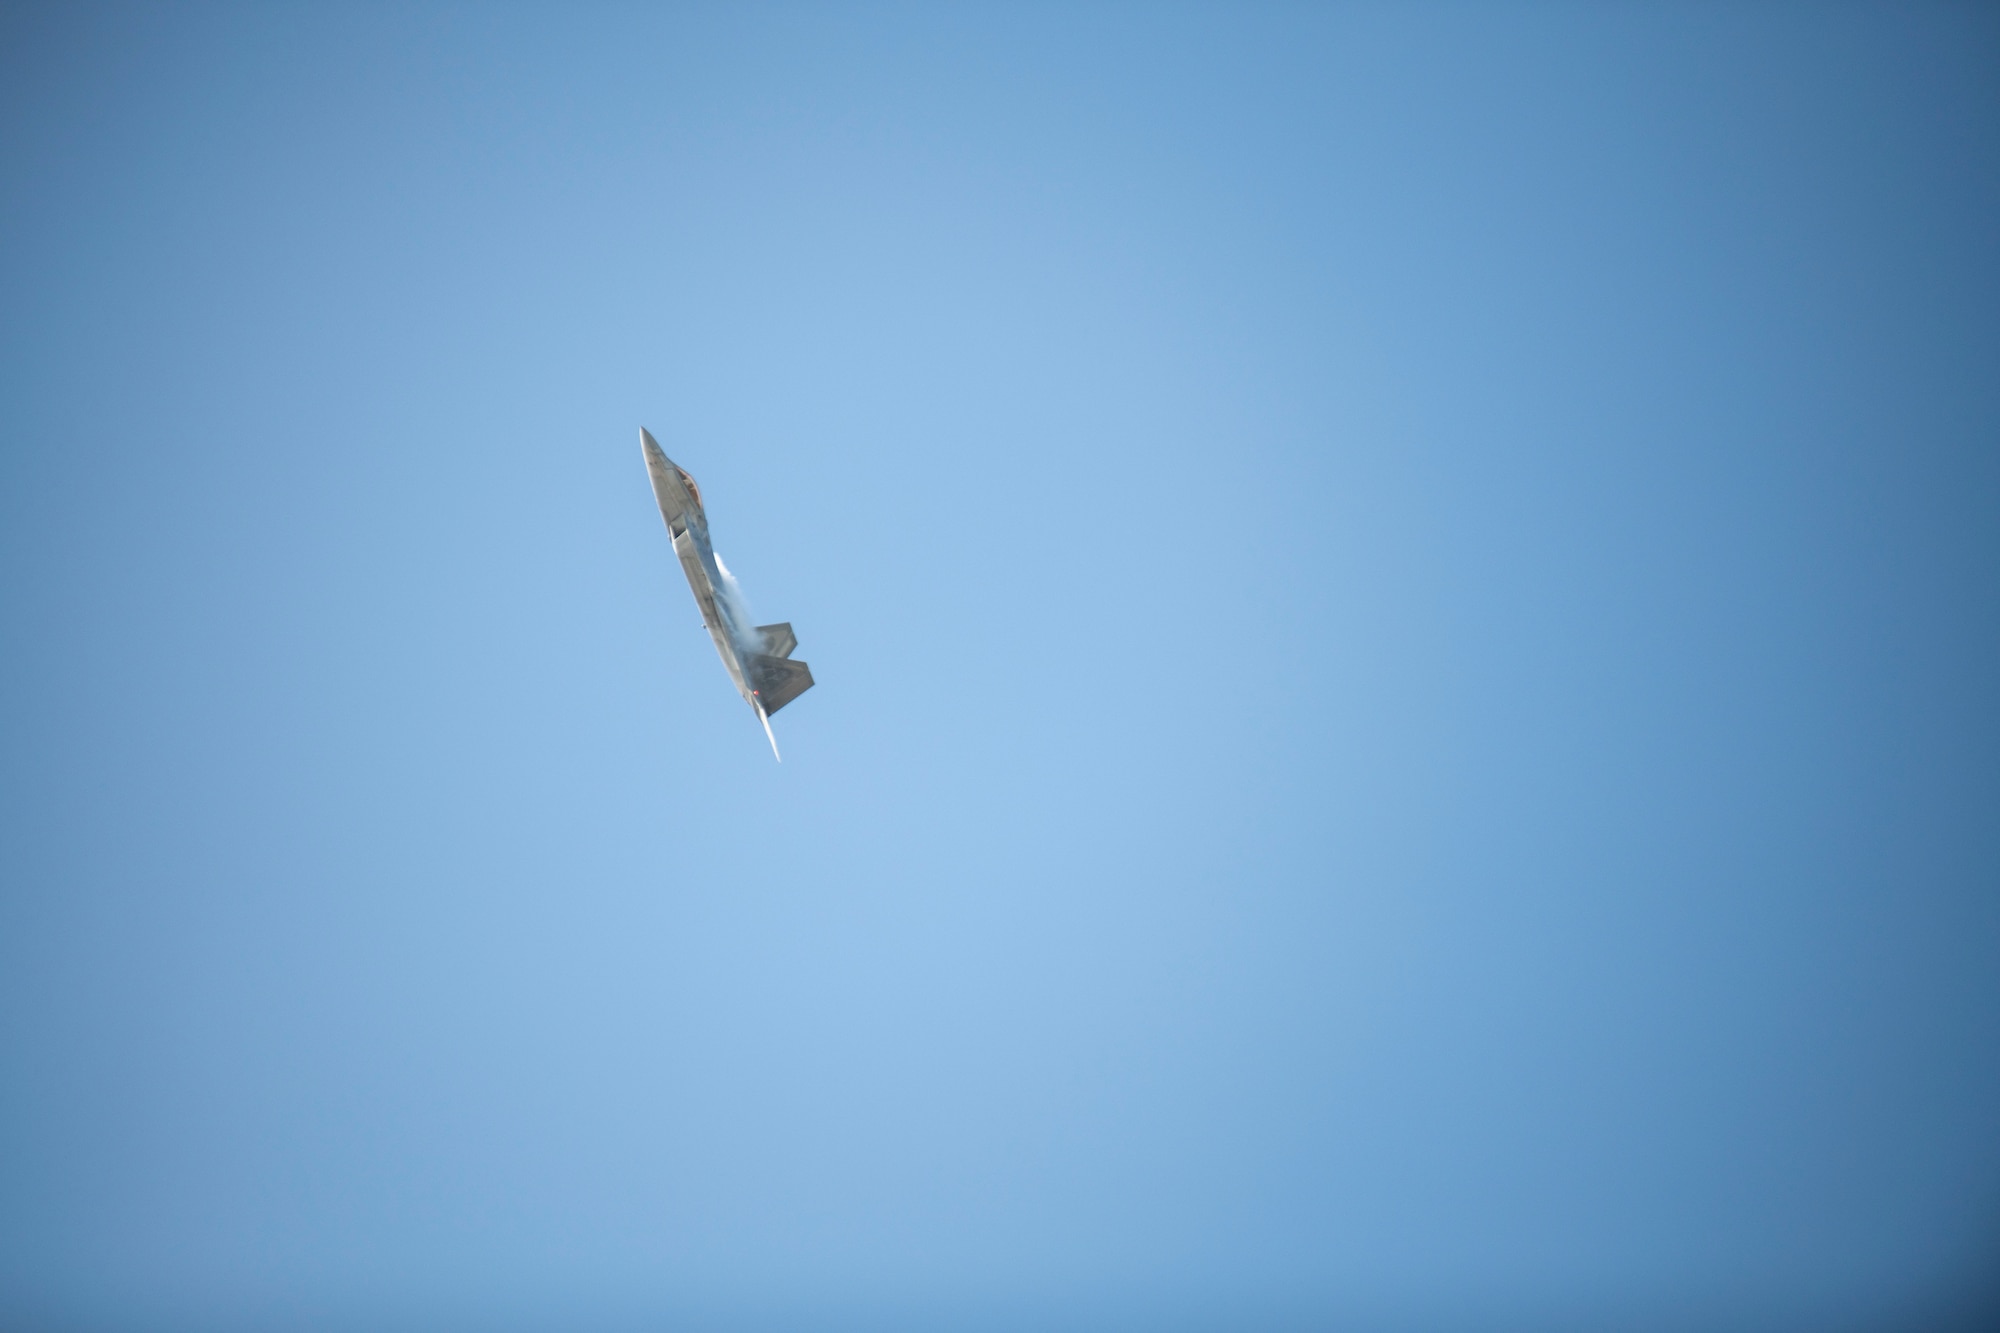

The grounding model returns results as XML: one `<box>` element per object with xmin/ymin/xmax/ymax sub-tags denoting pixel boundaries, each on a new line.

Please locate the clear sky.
<box><xmin>3</xmin><ymin>5</ymin><xmax>1998</xmax><ymax>1331</ymax></box>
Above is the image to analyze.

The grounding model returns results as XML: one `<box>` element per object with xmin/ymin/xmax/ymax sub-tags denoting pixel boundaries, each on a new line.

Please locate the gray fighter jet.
<box><xmin>641</xmin><ymin>427</ymin><xmax>814</xmax><ymax>759</ymax></box>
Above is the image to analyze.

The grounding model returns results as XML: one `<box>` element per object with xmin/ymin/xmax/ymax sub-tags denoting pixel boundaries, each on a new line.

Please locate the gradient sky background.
<box><xmin>3</xmin><ymin>5</ymin><xmax>1999</xmax><ymax>1331</ymax></box>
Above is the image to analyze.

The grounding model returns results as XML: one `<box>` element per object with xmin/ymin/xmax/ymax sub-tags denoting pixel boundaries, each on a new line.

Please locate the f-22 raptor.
<box><xmin>641</xmin><ymin>428</ymin><xmax>813</xmax><ymax>760</ymax></box>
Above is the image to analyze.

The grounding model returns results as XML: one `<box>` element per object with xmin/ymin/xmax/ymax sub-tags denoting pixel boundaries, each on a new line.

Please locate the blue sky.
<box><xmin>3</xmin><ymin>5</ymin><xmax>1999</xmax><ymax>1330</ymax></box>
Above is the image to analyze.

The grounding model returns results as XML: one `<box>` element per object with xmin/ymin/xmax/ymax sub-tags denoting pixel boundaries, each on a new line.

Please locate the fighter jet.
<box><xmin>641</xmin><ymin>427</ymin><xmax>814</xmax><ymax>760</ymax></box>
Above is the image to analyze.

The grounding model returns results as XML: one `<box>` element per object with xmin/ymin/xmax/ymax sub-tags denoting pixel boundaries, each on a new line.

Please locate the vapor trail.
<box><xmin>712</xmin><ymin>552</ymin><xmax>761</xmax><ymax>656</ymax></box>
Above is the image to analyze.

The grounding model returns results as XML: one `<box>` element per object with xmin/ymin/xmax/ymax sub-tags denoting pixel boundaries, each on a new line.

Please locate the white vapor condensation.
<box><xmin>712</xmin><ymin>552</ymin><xmax>762</xmax><ymax>656</ymax></box>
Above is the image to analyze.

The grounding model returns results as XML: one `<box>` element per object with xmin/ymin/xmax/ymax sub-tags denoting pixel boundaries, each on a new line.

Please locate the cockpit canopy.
<box><xmin>675</xmin><ymin>468</ymin><xmax>702</xmax><ymax>508</ymax></box>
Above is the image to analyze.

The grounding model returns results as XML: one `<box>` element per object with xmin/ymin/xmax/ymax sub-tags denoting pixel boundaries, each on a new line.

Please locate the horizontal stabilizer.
<box><xmin>749</xmin><ymin>654</ymin><xmax>814</xmax><ymax>715</ymax></box>
<box><xmin>755</xmin><ymin>622</ymin><xmax>797</xmax><ymax>659</ymax></box>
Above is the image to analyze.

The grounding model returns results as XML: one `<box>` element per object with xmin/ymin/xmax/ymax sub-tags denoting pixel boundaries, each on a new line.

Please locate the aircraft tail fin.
<box><xmin>749</xmin><ymin>653</ymin><xmax>814</xmax><ymax>715</ymax></box>
<box><xmin>754</xmin><ymin>622</ymin><xmax>797</xmax><ymax>658</ymax></box>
